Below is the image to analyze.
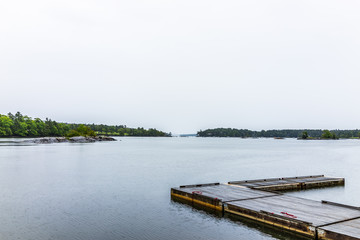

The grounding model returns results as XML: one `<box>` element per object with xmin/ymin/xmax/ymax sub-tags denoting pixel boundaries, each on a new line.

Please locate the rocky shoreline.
<box><xmin>24</xmin><ymin>136</ymin><xmax>116</xmax><ymax>144</ymax></box>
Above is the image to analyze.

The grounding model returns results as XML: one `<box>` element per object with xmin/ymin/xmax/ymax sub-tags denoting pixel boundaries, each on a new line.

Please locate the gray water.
<box><xmin>0</xmin><ymin>137</ymin><xmax>359</xmax><ymax>240</ymax></box>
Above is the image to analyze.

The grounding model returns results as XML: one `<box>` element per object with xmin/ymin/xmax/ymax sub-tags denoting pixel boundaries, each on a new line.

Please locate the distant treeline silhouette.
<box><xmin>0</xmin><ymin>112</ymin><xmax>170</xmax><ymax>137</ymax></box>
<box><xmin>197</xmin><ymin>128</ymin><xmax>360</xmax><ymax>139</ymax></box>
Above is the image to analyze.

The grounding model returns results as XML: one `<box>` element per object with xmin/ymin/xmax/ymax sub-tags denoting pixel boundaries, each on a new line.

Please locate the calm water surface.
<box><xmin>0</xmin><ymin>137</ymin><xmax>359</xmax><ymax>240</ymax></box>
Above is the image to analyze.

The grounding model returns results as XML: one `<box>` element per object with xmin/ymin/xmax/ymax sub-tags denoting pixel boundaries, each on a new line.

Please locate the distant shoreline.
<box><xmin>197</xmin><ymin>128</ymin><xmax>360</xmax><ymax>139</ymax></box>
<box><xmin>195</xmin><ymin>136</ymin><xmax>355</xmax><ymax>140</ymax></box>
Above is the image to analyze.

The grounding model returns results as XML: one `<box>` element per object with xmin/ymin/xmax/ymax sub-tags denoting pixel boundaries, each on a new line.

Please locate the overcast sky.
<box><xmin>1</xmin><ymin>0</ymin><xmax>360</xmax><ymax>133</ymax></box>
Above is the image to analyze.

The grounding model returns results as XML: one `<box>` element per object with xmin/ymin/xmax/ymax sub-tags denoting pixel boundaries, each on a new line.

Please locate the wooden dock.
<box><xmin>228</xmin><ymin>175</ymin><xmax>345</xmax><ymax>191</ymax></box>
<box><xmin>171</xmin><ymin>175</ymin><xmax>360</xmax><ymax>240</ymax></box>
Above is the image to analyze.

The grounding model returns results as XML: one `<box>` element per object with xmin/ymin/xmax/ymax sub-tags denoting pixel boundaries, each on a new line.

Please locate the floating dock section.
<box><xmin>228</xmin><ymin>175</ymin><xmax>344</xmax><ymax>191</ymax></box>
<box><xmin>170</xmin><ymin>175</ymin><xmax>360</xmax><ymax>240</ymax></box>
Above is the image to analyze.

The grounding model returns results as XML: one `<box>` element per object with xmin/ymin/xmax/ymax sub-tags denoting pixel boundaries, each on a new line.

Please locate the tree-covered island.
<box><xmin>0</xmin><ymin>112</ymin><xmax>171</xmax><ymax>138</ymax></box>
<box><xmin>197</xmin><ymin>128</ymin><xmax>359</xmax><ymax>139</ymax></box>
<box><xmin>300</xmin><ymin>130</ymin><xmax>339</xmax><ymax>140</ymax></box>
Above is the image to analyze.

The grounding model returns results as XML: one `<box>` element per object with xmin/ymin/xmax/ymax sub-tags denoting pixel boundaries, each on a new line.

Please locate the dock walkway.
<box><xmin>171</xmin><ymin>175</ymin><xmax>359</xmax><ymax>240</ymax></box>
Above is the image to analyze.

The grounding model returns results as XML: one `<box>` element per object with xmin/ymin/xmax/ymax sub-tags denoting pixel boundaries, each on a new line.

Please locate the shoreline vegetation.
<box><xmin>197</xmin><ymin>128</ymin><xmax>360</xmax><ymax>139</ymax></box>
<box><xmin>0</xmin><ymin>112</ymin><xmax>171</xmax><ymax>138</ymax></box>
<box><xmin>2</xmin><ymin>112</ymin><xmax>359</xmax><ymax>141</ymax></box>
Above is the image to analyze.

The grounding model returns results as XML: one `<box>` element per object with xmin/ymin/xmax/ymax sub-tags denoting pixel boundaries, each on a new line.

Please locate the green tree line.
<box><xmin>66</xmin><ymin>123</ymin><xmax>170</xmax><ymax>137</ymax></box>
<box><xmin>0</xmin><ymin>112</ymin><xmax>170</xmax><ymax>137</ymax></box>
<box><xmin>197</xmin><ymin>128</ymin><xmax>360</xmax><ymax>139</ymax></box>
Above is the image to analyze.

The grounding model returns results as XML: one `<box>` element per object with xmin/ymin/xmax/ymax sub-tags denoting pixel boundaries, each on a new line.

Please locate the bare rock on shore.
<box><xmin>26</xmin><ymin>137</ymin><xmax>64</xmax><ymax>144</ymax></box>
<box><xmin>56</xmin><ymin>137</ymin><xmax>68</xmax><ymax>142</ymax></box>
<box><xmin>24</xmin><ymin>136</ymin><xmax>116</xmax><ymax>144</ymax></box>
<box><xmin>94</xmin><ymin>136</ymin><xmax>117</xmax><ymax>141</ymax></box>
<box><xmin>69</xmin><ymin>136</ymin><xmax>96</xmax><ymax>143</ymax></box>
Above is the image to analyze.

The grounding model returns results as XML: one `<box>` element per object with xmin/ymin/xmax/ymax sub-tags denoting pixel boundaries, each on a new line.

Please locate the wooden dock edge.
<box><xmin>227</xmin><ymin>177</ymin><xmax>345</xmax><ymax>192</ymax></box>
<box><xmin>228</xmin><ymin>175</ymin><xmax>325</xmax><ymax>185</ymax></box>
<box><xmin>179</xmin><ymin>182</ymin><xmax>220</xmax><ymax>188</ymax></box>
<box><xmin>170</xmin><ymin>188</ymin><xmax>315</xmax><ymax>238</ymax></box>
<box><xmin>251</xmin><ymin>178</ymin><xmax>345</xmax><ymax>192</ymax></box>
<box><xmin>321</xmin><ymin>200</ymin><xmax>360</xmax><ymax>211</ymax></box>
<box><xmin>224</xmin><ymin>203</ymin><xmax>316</xmax><ymax>238</ymax></box>
<box><xmin>171</xmin><ymin>188</ymin><xmax>223</xmax><ymax>211</ymax></box>
<box><xmin>317</xmin><ymin>227</ymin><xmax>360</xmax><ymax>240</ymax></box>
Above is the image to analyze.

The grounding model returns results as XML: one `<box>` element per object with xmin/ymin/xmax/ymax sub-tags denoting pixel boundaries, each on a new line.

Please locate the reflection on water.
<box><xmin>0</xmin><ymin>137</ymin><xmax>358</xmax><ymax>239</ymax></box>
<box><xmin>0</xmin><ymin>141</ymin><xmax>33</xmax><ymax>146</ymax></box>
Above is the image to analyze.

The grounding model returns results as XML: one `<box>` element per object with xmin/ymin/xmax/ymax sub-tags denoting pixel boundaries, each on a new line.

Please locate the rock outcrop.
<box><xmin>24</xmin><ymin>136</ymin><xmax>116</xmax><ymax>144</ymax></box>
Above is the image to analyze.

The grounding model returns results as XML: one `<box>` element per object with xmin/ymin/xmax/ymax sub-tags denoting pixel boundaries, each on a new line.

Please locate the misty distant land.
<box><xmin>1</xmin><ymin>112</ymin><xmax>359</xmax><ymax>140</ymax></box>
<box><xmin>197</xmin><ymin>128</ymin><xmax>351</xmax><ymax>140</ymax></box>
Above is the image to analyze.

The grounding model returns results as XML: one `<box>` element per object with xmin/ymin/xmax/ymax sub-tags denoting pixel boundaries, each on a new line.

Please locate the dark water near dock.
<box><xmin>0</xmin><ymin>137</ymin><xmax>359</xmax><ymax>240</ymax></box>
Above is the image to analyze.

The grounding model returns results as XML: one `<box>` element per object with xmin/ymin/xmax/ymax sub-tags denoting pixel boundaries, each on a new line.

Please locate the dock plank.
<box><xmin>318</xmin><ymin>218</ymin><xmax>360</xmax><ymax>239</ymax></box>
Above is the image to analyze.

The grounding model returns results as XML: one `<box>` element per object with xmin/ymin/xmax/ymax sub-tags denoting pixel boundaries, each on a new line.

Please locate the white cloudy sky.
<box><xmin>1</xmin><ymin>0</ymin><xmax>360</xmax><ymax>133</ymax></box>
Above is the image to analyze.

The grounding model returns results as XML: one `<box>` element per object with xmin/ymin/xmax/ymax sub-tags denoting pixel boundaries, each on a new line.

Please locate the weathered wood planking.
<box><xmin>171</xmin><ymin>184</ymin><xmax>278</xmax><ymax>211</ymax></box>
<box><xmin>174</xmin><ymin>184</ymin><xmax>278</xmax><ymax>202</ymax></box>
<box><xmin>226</xmin><ymin>195</ymin><xmax>360</xmax><ymax>238</ymax></box>
<box><xmin>227</xmin><ymin>195</ymin><xmax>360</xmax><ymax>227</ymax></box>
<box><xmin>318</xmin><ymin>218</ymin><xmax>360</xmax><ymax>240</ymax></box>
<box><xmin>228</xmin><ymin>175</ymin><xmax>344</xmax><ymax>191</ymax></box>
<box><xmin>171</xmin><ymin>175</ymin><xmax>360</xmax><ymax>239</ymax></box>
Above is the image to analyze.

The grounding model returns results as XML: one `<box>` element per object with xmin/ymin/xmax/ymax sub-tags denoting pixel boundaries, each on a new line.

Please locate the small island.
<box><xmin>298</xmin><ymin>130</ymin><xmax>339</xmax><ymax>140</ymax></box>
